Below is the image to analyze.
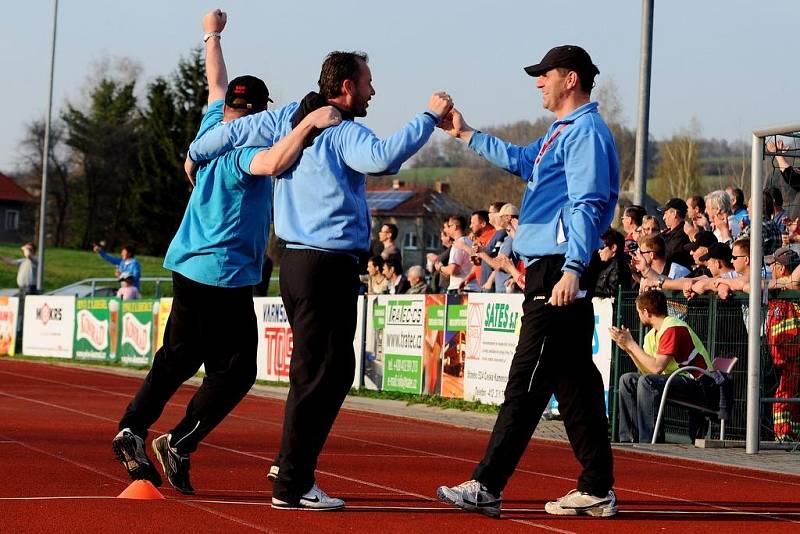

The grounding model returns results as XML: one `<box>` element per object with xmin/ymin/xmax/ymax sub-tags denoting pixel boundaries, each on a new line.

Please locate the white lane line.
<box><xmin>0</xmin><ymin>496</ymin><xmax>116</xmax><ymax>501</ymax></box>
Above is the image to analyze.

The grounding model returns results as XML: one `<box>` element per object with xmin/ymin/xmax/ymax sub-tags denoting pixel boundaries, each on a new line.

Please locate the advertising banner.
<box><xmin>74</xmin><ymin>297</ymin><xmax>120</xmax><ymax>361</ymax></box>
<box><xmin>254</xmin><ymin>297</ymin><xmax>292</xmax><ymax>383</ymax></box>
<box><xmin>352</xmin><ymin>296</ymin><xmax>365</xmax><ymax>389</ymax></box>
<box><xmin>0</xmin><ymin>297</ymin><xmax>19</xmax><ymax>356</ymax></box>
<box><xmin>118</xmin><ymin>299</ymin><xmax>158</xmax><ymax>366</ymax></box>
<box><xmin>381</xmin><ymin>295</ymin><xmax>425</xmax><ymax>394</ymax></box>
<box><xmin>440</xmin><ymin>294</ymin><xmax>468</xmax><ymax>398</ymax></box>
<box><xmin>22</xmin><ymin>295</ymin><xmax>76</xmax><ymax>358</ymax></box>
<box><xmin>363</xmin><ymin>295</ymin><xmax>384</xmax><ymax>390</ymax></box>
<box><xmin>463</xmin><ymin>293</ymin><xmax>523</xmax><ymax>404</ymax></box>
<box><xmin>155</xmin><ymin>298</ymin><xmax>173</xmax><ymax>353</ymax></box>
<box><xmin>422</xmin><ymin>294</ymin><xmax>446</xmax><ymax>395</ymax></box>
<box><xmin>592</xmin><ymin>297</ymin><xmax>614</xmax><ymax>411</ymax></box>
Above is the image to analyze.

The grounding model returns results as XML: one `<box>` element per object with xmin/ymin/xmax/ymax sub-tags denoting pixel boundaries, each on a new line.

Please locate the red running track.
<box><xmin>0</xmin><ymin>358</ymin><xmax>798</xmax><ymax>533</ymax></box>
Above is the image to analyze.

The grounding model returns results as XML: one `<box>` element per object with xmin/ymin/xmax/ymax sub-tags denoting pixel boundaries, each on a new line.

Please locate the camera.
<box><xmin>626</xmin><ymin>239</ymin><xmax>638</xmax><ymax>252</ymax></box>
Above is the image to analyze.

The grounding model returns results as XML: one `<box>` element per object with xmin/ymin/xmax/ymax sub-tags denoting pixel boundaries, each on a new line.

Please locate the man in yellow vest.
<box><xmin>610</xmin><ymin>290</ymin><xmax>714</xmax><ymax>443</ymax></box>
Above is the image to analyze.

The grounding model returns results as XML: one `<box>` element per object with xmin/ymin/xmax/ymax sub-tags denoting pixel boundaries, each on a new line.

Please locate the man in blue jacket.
<box><xmin>190</xmin><ymin>51</ymin><xmax>452</xmax><ymax>510</ymax></box>
<box><xmin>436</xmin><ymin>45</ymin><xmax>619</xmax><ymax>518</ymax></box>
<box><xmin>111</xmin><ymin>9</ymin><xmax>341</xmax><ymax>496</ymax></box>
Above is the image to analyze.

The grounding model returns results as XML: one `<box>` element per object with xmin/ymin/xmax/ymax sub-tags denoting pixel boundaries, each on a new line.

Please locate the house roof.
<box><xmin>0</xmin><ymin>172</ymin><xmax>35</xmax><ymax>202</ymax></box>
<box><xmin>366</xmin><ymin>185</ymin><xmax>468</xmax><ymax>217</ymax></box>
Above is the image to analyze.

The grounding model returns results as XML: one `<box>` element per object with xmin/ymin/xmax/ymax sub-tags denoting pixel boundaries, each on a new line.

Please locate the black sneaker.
<box><xmin>152</xmin><ymin>434</ymin><xmax>194</xmax><ymax>495</ymax></box>
<box><xmin>112</xmin><ymin>428</ymin><xmax>162</xmax><ymax>487</ymax></box>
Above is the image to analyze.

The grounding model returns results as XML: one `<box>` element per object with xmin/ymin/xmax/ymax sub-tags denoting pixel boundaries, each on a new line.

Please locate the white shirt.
<box><xmin>447</xmin><ymin>237</ymin><xmax>480</xmax><ymax>292</ymax></box>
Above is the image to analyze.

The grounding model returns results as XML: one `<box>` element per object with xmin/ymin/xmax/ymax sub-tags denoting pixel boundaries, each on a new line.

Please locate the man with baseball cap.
<box><xmin>436</xmin><ymin>44</ymin><xmax>618</xmax><ymax>517</ymax></box>
<box><xmin>112</xmin><ymin>9</ymin><xmax>341</xmax><ymax>495</ymax></box>
<box><xmin>766</xmin><ymin>246</ymin><xmax>800</xmax><ymax>280</ymax></box>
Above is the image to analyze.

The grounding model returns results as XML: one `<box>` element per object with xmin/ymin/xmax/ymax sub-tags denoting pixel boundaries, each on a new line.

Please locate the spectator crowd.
<box><xmin>363</xmin><ymin>178</ymin><xmax>800</xmax><ymax>301</ymax></box>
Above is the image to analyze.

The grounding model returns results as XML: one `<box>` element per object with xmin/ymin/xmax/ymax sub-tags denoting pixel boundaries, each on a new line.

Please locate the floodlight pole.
<box><xmin>632</xmin><ymin>0</ymin><xmax>654</xmax><ymax>206</ymax></box>
<box><xmin>37</xmin><ymin>0</ymin><xmax>58</xmax><ymax>292</ymax></box>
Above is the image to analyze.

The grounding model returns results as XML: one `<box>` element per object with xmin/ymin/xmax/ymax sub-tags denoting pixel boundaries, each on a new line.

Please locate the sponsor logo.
<box><xmin>466</xmin><ymin>303</ymin><xmax>483</xmax><ymax>358</ymax></box>
<box><xmin>264</xmin><ymin>326</ymin><xmax>292</xmax><ymax>378</ymax></box>
<box><xmin>386</xmin><ymin>300</ymin><xmax>424</xmax><ymax>325</ymax></box>
<box><xmin>483</xmin><ymin>302</ymin><xmax>520</xmax><ymax>333</ymax></box>
<box><xmin>76</xmin><ymin>309</ymin><xmax>109</xmax><ymax>351</ymax></box>
<box><xmin>121</xmin><ymin>314</ymin><xmax>152</xmax><ymax>356</ymax></box>
<box><xmin>36</xmin><ymin>303</ymin><xmax>63</xmax><ymax>325</ymax></box>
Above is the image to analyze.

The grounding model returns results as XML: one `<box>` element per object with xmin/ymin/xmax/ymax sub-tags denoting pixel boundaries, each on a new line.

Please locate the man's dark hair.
<box><xmin>624</xmin><ymin>205</ymin><xmax>646</xmax><ymax>226</ymax></box>
<box><xmin>762</xmin><ymin>190</ymin><xmax>775</xmax><ymax>218</ymax></box>
<box><xmin>556</xmin><ymin>67</ymin><xmax>595</xmax><ymax>93</ymax></box>
<box><xmin>489</xmin><ymin>201</ymin><xmax>506</xmax><ymax>213</ymax></box>
<box><xmin>122</xmin><ymin>245</ymin><xmax>135</xmax><ymax>257</ymax></box>
<box><xmin>318</xmin><ymin>51</ymin><xmax>369</xmax><ymax>100</ymax></box>
<box><xmin>601</xmin><ymin>227</ymin><xmax>625</xmax><ymax>256</ymax></box>
<box><xmin>383</xmin><ymin>223</ymin><xmax>398</xmax><ymax>241</ymax></box>
<box><xmin>472</xmin><ymin>210</ymin><xmax>490</xmax><ymax>226</ymax></box>
<box><xmin>448</xmin><ymin>215</ymin><xmax>467</xmax><ymax>232</ymax></box>
<box><xmin>733</xmin><ymin>237</ymin><xmax>750</xmax><ymax>255</ymax></box>
<box><xmin>731</xmin><ymin>187</ymin><xmax>746</xmax><ymax>209</ymax></box>
<box><xmin>368</xmin><ymin>255</ymin><xmax>384</xmax><ymax>270</ymax></box>
<box><xmin>766</xmin><ymin>187</ymin><xmax>784</xmax><ymax>209</ymax></box>
<box><xmin>635</xmin><ymin>290</ymin><xmax>668</xmax><ymax>317</ymax></box>
<box><xmin>640</xmin><ymin>234</ymin><xmax>666</xmax><ymax>260</ymax></box>
<box><xmin>687</xmin><ymin>195</ymin><xmax>705</xmax><ymax>213</ymax></box>
<box><xmin>384</xmin><ymin>255</ymin><xmax>402</xmax><ymax>275</ymax></box>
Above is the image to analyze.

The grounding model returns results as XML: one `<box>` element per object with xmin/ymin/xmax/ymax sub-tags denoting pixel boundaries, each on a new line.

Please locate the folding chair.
<box><xmin>652</xmin><ymin>357</ymin><xmax>738</xmax><ymax>445</ymax></box>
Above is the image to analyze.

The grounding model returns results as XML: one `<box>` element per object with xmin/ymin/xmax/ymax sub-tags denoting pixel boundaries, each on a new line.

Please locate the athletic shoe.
<box><xmin>267</xmin><ymin>465</ymin><xmax>279</xmax><ymax>483</ymax></box>
<box><xmin>271</xmin><ymin>483</ymin><xmax>345</xmax><ymax>511</ymax></box>
<box><xmin>112</xmin><ymin>428</ymin><xmax>162</xmax><ymax>487</ymax></box>
<box><xmin>152</xmin><ymin>434</ymin><xmax>194</xmax><ymax>495</ymax></box>
<box><xmin>436</xmin><ymin>479</ymin><xmax>502</xmax><ymax>518</ymax></box>
<box><xmin>544</xmin><ymin>489</ymin><xmax>617</xmax><ymax>517</ymax></box>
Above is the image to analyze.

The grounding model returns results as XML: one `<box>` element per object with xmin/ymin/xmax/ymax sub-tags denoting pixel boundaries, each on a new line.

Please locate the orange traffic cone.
<box><xmin>117</xmin><ymin>479</ymin><xmax>166</xmax><ymax>500</ymax></box>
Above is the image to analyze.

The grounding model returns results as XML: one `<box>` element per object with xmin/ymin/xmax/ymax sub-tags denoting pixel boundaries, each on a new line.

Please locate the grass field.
<box><xmin>0</xmin><ymin>244</ymin><xmax>281</xmax><ymax>297</ymax></box>
<box><xmin>0</xmin><ymin>244</ymin><xmax>171</xmax><ymax>295</ymax></box>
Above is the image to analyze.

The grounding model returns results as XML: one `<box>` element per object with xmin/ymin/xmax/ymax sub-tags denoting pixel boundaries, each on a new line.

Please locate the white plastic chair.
<box><xmin>651</xmin><ymin>357</ymin><xmax>738</xmax><ymax>445</ymax></box>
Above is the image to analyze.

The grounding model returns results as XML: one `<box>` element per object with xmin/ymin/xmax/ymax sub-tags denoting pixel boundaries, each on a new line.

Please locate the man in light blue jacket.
<box><xmin>436</xmin><ymin>45</ymin><xmax>619</xmax><ymax>518</ymax></box>
<box><xmin>189</xmin><ymin>50</ymin><xmax>452</xmax><ymax>510</ymax></box>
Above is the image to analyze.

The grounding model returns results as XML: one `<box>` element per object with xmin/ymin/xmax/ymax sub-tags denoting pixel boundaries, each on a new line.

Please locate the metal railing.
<box><xmin>46</xmin><ymin>277</ymin><xmax>173</xmax><ymax>298</ymax></box>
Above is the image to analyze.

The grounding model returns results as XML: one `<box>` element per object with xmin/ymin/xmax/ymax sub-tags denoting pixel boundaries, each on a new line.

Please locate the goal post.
<box><xmin>748</xmin><ymin>123</ymin><xmax>800</xmax><ymax>454</ymax></box>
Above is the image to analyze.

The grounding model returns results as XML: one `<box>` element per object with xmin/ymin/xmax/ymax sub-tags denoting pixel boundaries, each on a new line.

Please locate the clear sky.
<box><xmin>0</xmin><ymin>1</ymin><xmax>796</xmax><ymax>173</ymax></box>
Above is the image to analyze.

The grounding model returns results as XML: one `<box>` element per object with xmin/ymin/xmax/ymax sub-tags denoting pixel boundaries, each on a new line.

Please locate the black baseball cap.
<box><xmin>659</xmin><ymin>198</ymin><xmax>688</xmax><ymax>217</ymax></box>
<box><xmin>699</xmin><ymin>243</ymin><xmax>733</xmax><ymax>263</ymax></box>
<box><xmin>225</xmin><ymin>75</ymin><xmax>272</xmax><ymax>110</ymax></box>
<box><xmin>684</xmin><ymin>230</ymin><xmax>717</xmax><ymax>252</ymax></box>
<box><xmin>524</xmin><ymin>45</ymin><xmax>600</xmax><ymax>78</ymax></box>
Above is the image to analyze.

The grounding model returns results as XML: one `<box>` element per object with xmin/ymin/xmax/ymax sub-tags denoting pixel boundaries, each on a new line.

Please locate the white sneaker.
<box><xmin>545</xmin><ymin>489</ymin><xmax>617</xmax><ymax>517</ymax></box>
<box><xmin>272</xmin><ymin>483</ymin><xmax>345</xmax><ymax>511</ymax></box>
<box><xmin>267</xmin><ymin>465</ymin><xmax>279</xmax><ymax>483</ymax></box>
<box><xmin>436</xmin><ymin>480</ymin><xmax>502</xmax><ymax>518</ymax></box>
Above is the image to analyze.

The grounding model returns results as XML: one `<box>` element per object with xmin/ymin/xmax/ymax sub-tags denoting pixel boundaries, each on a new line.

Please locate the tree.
<box><xmin>651</xmin><ymin>119</ymin><xmax>702</xmax><ymax>202</ymax></box>
<box><xmin>16</xmin><ymin>118</ymin><xmax>74</xmax><ymax>246</ymax></box>
<box><xmin>62</xmin><ymin>78</ymin><xmax>140</xmax><ymax>249</ymax></box>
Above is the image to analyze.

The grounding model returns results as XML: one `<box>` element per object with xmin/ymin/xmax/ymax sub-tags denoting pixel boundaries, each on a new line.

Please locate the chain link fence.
<box><xmin>609</xmin><ymin>289</ymin><xmax>800</xmax><ymax>444</ymax></box>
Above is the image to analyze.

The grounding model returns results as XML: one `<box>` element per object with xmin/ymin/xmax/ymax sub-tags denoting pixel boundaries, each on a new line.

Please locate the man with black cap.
<box><xmin>660</xmin><ymin>198</ymin><xmax>692</xmax><ymax>270</ymax></box>
<box><xmin>112</xmin><ymin>9</ymin><xmax>342</xmax><ymax>495</ymax></box>
<box><xmin>435</xmin><ymin>45</ymin><xmax>618</xmax><ymax>518</ymax></box>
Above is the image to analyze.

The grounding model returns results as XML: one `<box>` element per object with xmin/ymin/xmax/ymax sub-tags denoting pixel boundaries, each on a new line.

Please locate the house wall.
<box><xmin>0</xmin><ymin>201</ymin><xmax>33</xmax><ymax>243</ymax></box>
